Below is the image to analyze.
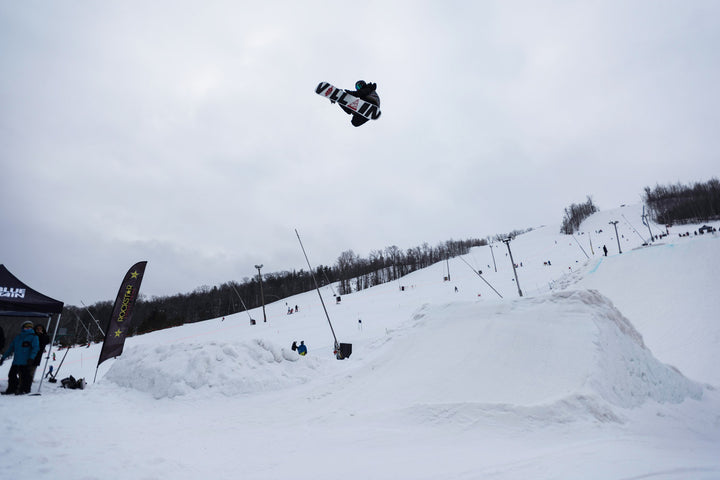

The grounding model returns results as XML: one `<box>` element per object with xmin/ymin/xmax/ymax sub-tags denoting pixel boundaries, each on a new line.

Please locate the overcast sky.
<box><xmin>2</xmin><ymin>0</ymin><xmax>719</xmax><ymax>306</ymax></box>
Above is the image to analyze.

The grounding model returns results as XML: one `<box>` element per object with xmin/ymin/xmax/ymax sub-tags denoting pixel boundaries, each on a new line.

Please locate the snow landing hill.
<box><xmin>1</xmin><ymin>204</ymin><xmax>719</xmax><ymax>480</ymax></box>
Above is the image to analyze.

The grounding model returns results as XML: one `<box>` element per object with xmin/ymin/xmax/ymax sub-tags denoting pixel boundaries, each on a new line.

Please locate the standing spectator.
<box><xmin>29</xmin><ymin>324</ymin><xmax>50</xmax><ymax>381</ymax></box>
<box><xmin>1</xmin><ymin>321</ymin><xmax>40</xmax><ymax>395</ymax></box>
<box><xmin>297</xmin><ymin>341</ymin><xmax>307</xmax><ymax>356</ymax></box>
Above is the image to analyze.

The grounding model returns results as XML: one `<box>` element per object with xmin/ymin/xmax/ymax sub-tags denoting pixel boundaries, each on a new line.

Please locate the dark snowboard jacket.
<box><xmin>34</xmin><ymin>330</ymin><xmax>50</xmax><ymax>366</ymax></box>
<box><xmin>345</xmin><ymin>82</ymin><xmax>380</xmax><ymax>107</ymax></box>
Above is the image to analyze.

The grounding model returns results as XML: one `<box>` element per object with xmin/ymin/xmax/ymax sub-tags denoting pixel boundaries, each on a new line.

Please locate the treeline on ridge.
<box><xmin>560</xmin><ymin>196</ymin><xmax>598</xmax><ymax>234</ymax></box>
<box><xmin>60</xmin><ymin>238</ymin><xmax>486</xmax><ymax>345</ymax></box>
<box><xmin>644</xmin><ymin>178</ymin><xmax>720</xmax><ymax>225</ymax></box>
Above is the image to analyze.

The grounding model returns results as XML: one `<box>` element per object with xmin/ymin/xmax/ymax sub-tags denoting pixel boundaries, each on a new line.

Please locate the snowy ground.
<box><xmin>1</xmin><ymin>204</ymin><xmax>719</xmax><ymax>479</ymax></box>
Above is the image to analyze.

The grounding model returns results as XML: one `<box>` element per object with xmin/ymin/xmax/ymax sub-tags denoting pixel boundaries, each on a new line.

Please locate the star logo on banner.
<box><xmin>130</xmin><ymin>270</ymin><xmax>139</xmax><ymax>279</ymax></box>
<box><xmin>114</xmin><ymin>329</ymin><xmax>123</xmax><ymax>338</ymax></box>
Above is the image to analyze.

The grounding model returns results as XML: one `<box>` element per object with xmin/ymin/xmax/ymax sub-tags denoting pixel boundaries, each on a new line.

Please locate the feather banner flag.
<box><xmin>97</xmin><ymin>261</ymin><xmax>147</xmax><ymax>367</ymax></box>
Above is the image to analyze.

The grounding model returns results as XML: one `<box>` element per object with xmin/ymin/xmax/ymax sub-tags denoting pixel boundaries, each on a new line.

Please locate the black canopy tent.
<box><xmin>0</xmin><ymin>264</ymin><xmax>64</xmax><ymax>393</ymax></box>
<box><xmin>0</xmin><ymin>264</ymin><xmax>64</xmax><ymax>314</ymax></box>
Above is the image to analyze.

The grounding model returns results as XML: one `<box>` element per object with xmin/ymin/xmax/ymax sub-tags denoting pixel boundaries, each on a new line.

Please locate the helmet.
<box><xmin>355</xmin><ymin>80</ymin><xmax>367</xmax><ymax>90</ymax></box>
<box><xmin>22</xmin><ymin>321</ymin><xmax>34</xmax><ymax>329</ymax></box>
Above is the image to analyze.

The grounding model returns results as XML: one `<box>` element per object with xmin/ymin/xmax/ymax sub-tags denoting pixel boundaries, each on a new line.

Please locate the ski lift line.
<box><xmin>73</xmin><ymin>311</ymin><xmax>92</xmax><ymax>340</ymax></box>
<box><xmin>321</xmin><ymin>270</ymin><xmax>337</xmax><ymax>297</ymax></box>
<box><xmin>229</xmin><ymin>283</ymin><xmax>256</xmax><ymax>323</ymax></box>
<box><xmin>621</xmin><ymin>213</ymin><xmax>649</xmax><ymax>243</ymax></box>
<box><xmin>641</xmin><ymin>206</ymin><xmax>658</xmax><ymax>241</ymax></box>
<box><xmin>571</xmin><ymin>234</ymin><xmax>591</xmax><ymax>260</ymax></box>
<box><xmin>295</xmin><ymin>229</ymin><xmax>339</xmax><ymax>348</ymax></box>
<box><xmin>80</xmin><ymin>301</ymin><xmax>106</xmax><ymax>337</ymax></box>
<box><xmin>457</xmin><ymin>255</ymin><xmax>504</xmax><ymax>299</ymax></box>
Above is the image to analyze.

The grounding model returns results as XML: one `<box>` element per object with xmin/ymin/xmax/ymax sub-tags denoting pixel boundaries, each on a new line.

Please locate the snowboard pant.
<box><xmin>340</xmin><ymin>105</ymin><xmax>370</xmax><ymax>127</ymax></box>
<box><xmin>351</xmin><ymin>115</ymin><xmax>368</xmax><ymax>127</ymax></box>
<box><xmin>6</xmin><ymin>364</ymin><xmax>33</xmax><ymax>394</ymax></box>
<box><xmin>29</xmin><ymin>364</ymin><xmax>39</xmax><ymax>383</ymax></box>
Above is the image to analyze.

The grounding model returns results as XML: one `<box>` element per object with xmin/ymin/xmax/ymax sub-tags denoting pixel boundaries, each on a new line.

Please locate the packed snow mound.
<box><xmin>352</xmin><ymin>289</ymin><xmax>703</xmax><ymax>422</ymax></box>
<box><xmin>103</xmin><ymin>339</ymin><xmax>322</xmax><ymax>399</ymax></box>
<box><xmin>552</xmin><ymin>290</ymin><xmax>703</xmax><ymax>408</ymax></box>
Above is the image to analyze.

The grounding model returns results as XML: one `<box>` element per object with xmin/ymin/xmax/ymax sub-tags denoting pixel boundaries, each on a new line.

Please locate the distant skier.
<box><xmin>297</xmin><ymin>341</ymin><xmax>307</xmax><ymax>356</ymax></box>
<box><xmin>603</xmin><ymin>245</ymin><xmax>608</xmax><ymax>256</ymax></box>
<box><xmin>291</xmin><ymin>341</ymin><xmax>298</xmax><ymax>352</ymax></box>
<box><xmin>338</xmin><ymin>80</ymin><xmax>380</xmax><ymax>127</ymax></box>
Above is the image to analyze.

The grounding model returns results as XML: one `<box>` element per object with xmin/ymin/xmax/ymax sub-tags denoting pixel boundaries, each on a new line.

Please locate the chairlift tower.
<box><xmin>503</xmin><ymin>238</ymin><xmax>523</xmax><ymax>297</ymax></box>
<box><xmin>609</xmin><ymin>221</ymin><xmax>622</xmax><ymax>254</ymax></box>
<box><xmin>641</xmin><ymin>208</ymin><xmax>654</xmax><ymax>243</ymax></box>
<box><xmin>254</xmin><ymin>264</ymin><xmax>267</xmax><ymax>323</ymax></box>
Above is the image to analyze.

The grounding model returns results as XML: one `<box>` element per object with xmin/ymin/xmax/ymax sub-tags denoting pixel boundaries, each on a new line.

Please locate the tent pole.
<box><xmin>36</xmin><ymin>313</ymin><xmax>61</xmax><ymax>394</ymax></box>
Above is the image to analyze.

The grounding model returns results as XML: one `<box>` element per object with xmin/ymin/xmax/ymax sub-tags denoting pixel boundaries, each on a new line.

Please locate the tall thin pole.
<box><xmin>640</xmin><ymin>205</ymin><xmax>655</xmax><ymax>242</ymax></box>
<box><xmin>641</xmin><ymin>207</ymin><xmax>654</xmax><ymax>243</ymax></box>
<box><xmin>230</xmin><ymin>283</ymin><xmax>255</xmax><ymax>323</ymax></box>
<box><xmin>609</xmin><ymin>221</ymin><xmax>622</xmax><ymax>254</ymax></box>
<box><xmin>503</xmin><ymin>238</ymin><xmax>523</xmax><ymax>297</ymax></box>
<box><xmin>36</xmin><ymin>313</ymin><xmax>61</xmax><ymax>394</ymax></box>
<box><xmin>295</xmin><ymin>229</ymin><xmax>339</xmax><ymax>349</ymax></box>
<box><xmin>81</xmin><ymin>301</ymin><xmax>105</xmax><ymax>337</ymax></box>
<box><xmin>445</xmin><ymin>256</ymin><xmax>451</xmax><ymax>281</ymax></box>
<box><xmin>73</xmin><ymin>311</ymin><xmax>92</xmax><ymax>343</ymax></box>
<box><xmin>489</xmin><ymin>243</ymin><xmax>497</xmax><ymax>273</ymax></box>
<box><xmin>254</xmin><ymin>264</ymin><xmax>267</xmax><ymax>323</ymax></box>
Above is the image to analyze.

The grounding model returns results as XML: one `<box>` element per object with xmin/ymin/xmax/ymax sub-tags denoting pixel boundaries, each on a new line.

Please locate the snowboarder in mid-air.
<box><xmin>338</xmin><ymin>80</ymin><xmax>380</xmax><ymax>127</ymax></box>
<box><xmin>316</xmin><ymin>80</ymin><xmax>381</xmax><ymax>125</ymax></box>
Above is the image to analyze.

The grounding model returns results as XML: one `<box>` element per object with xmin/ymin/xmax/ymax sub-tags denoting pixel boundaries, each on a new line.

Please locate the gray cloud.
<box><xmin>2</xmin><ymin>1</ymin><xmax>718</xmax><ymax>305</ymax></box>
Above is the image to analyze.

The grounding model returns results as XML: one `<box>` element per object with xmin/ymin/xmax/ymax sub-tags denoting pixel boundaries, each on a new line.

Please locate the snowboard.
<box><xmin>315</xmin><ymin>82</ymin><xmax>381</xmax><ymax>120</ymax></box>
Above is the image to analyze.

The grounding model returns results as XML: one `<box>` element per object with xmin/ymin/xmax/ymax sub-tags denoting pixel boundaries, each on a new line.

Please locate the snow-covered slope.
<box><xmin>1</xmin><ymin>205</ymin><xmax>718</xmax><ymax>480</ymax></box>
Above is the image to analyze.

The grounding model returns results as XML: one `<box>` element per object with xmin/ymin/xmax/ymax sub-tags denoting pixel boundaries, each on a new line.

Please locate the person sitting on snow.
<box><xmin>297</xmin><ymin>341</ymin><xmax>307</xmax><ymax>356</ymax></box>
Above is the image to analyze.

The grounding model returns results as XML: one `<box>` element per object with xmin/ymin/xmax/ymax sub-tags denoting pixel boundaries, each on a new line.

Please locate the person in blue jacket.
<box><xmin>1</xmin><ymin>321</ymin><xmax>40</xmax><ymax>395</ymax></box>
<box><xmin>297</xmin><ymin>341</ymin><xmax>307</xmax><ymax>356</ymax></box>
